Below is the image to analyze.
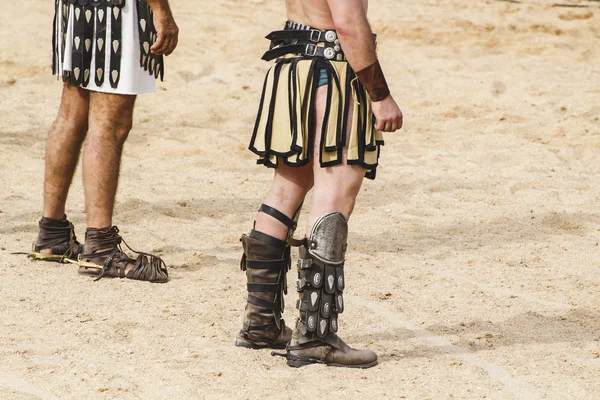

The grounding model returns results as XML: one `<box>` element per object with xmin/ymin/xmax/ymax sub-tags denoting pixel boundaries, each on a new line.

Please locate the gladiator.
<box><xmin>28</xmin><ymin>0</ymin><xmax>178</xmax><ymax>282</ymax></box>
<box><xmin>236</xmin><ymin>0</ymin><xmax>403</xmax><ymax>367</ymax></box>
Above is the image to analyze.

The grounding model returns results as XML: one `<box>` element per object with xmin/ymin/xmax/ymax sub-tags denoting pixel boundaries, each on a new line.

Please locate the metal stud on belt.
<box><xmin>324</xmin><ymin>30</ymin><xmax>337</xmax><ymax>42</ymax></box>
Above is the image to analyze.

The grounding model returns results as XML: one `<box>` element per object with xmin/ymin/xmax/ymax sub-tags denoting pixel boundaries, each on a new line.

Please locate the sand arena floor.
<box><xmin>1</xmin><ymin>0</ymin><xmax>599</xmax><ymax>398</ymax></box>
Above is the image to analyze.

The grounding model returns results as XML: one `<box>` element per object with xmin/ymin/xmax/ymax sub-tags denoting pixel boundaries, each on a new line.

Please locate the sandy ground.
<box><xmin>1</xmin><ymin>0</ymin><xmax>600</xmax><ymax>398</ymax></box>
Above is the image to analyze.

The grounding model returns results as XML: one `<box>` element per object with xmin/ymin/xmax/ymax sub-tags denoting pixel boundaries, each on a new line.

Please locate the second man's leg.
<box><xmin>43</xmin><ymin>84</ymin><xmax>90</xmax><ymax>219</ymax></box>
<box><xmin>77</xmin><ymin>92</ymin><xmax>168</xmax><ymax>283</ymax></box>
<box><xmin>83</xmin><ymin>92</ymin><xmax>136</xmax><ymax>229</ymax></box>
<box><xmin>32</xmin><ymin>84</ymin><xmax>89</xmax><ymax>261</ymax></box>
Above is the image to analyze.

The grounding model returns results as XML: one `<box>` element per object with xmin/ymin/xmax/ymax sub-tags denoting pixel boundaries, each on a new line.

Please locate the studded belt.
<box><xmin>261</xmin><ymin>22</ymin><xmax>345</xmax><ymax>62</ymax></box>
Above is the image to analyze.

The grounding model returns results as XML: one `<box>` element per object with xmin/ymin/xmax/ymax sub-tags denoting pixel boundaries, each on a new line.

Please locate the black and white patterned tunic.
<box><xmin>52</xmin><ymin>0</ymin><xmax>164</xmax><ymax>95</ymax></box>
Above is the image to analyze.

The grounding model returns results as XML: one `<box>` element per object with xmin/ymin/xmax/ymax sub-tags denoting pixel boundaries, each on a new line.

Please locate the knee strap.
<box><xmin>257</xmin><ymin>203</ymin><xmax>303</xmax><ymax>243</ymax></box>
<box><xmin>259</xmin><ymin>204</ymin><xmax>296</xmax><ymax>230</ymax></box>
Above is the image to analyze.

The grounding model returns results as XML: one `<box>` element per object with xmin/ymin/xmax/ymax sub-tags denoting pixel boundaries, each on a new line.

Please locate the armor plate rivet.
<box><xmin>313</xmin><ymin>273</ymin><xmax>322</xmax><ymax>286</ymax></box>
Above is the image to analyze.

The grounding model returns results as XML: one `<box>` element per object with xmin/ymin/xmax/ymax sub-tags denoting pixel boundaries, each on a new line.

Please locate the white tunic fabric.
<box><xmin>55</xmin><ymin>1</ymin><xmax>155</xmax><ymax>95</ymax></box>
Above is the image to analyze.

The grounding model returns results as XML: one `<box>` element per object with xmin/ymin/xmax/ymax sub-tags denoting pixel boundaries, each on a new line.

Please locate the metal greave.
<box><xmin>294</xmin><ymin>212</ymin><xmax>347</xmax><ymax>342</ymax></box>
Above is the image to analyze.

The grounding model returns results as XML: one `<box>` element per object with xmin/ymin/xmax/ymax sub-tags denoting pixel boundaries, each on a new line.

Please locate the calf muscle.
<box><xmin>83</xmin><ymin>93</ymin><xmax>136</xmax><ymax>228</ymax></box>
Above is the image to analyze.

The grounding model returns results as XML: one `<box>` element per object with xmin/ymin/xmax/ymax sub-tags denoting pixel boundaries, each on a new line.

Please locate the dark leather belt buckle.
<box><xmin>305</xmin><ymin>44</ymin><xmax>318</xmax><ymax>57</ymax></box>
<box><xmin>309</xmin><ymin>29</ymin><xmax>322</xmax><ymax>42</ymax></box>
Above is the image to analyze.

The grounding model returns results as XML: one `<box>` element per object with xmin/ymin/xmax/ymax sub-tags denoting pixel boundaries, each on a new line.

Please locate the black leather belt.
<box><xmin>262</xmin><ymin>23</ymin><xmax>346</xmax><ymax>62</ymax></box>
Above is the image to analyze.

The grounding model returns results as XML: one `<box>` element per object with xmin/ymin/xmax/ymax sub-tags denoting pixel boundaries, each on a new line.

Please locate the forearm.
<box><xmin>144</xmin><ymin>0</ymin><xmax>174</xmax><ymax>18</ymax></box>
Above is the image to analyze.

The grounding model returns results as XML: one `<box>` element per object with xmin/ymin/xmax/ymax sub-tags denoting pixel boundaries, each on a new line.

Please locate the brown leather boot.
<box><xmin>286</xmin><ymin>328</ymin><xmax>378</xmax><ymax>368</ymax></box>
<box><xmin>276</xmin><ymin>212</ymin><xmax>378</xmax><ymax>368</ymax></box>
<box><xmin>235</xmin><ymin>231</ymin><xmax>292</xmax><ymax>349</ymax></box>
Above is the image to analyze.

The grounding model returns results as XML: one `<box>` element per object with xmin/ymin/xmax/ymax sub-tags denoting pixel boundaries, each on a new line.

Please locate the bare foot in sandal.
<box><xmin>29</xmin><ymin>215</ymin><xmax>83</xmax><ymax>262</ymax></box>
<box><xmin>76</xmin><ymin>226</ymin><xmax>168</xmax><ymax>283</ymax></box>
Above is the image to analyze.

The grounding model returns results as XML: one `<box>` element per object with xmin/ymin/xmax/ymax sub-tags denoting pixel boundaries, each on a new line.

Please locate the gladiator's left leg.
<box><xmin>236</xmin><ymin>163</ymin><xmax>313</xmax><ymax>349</ymax></box>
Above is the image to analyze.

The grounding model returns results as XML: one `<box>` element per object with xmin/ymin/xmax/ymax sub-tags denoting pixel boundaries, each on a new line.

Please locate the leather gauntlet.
<box><xmin>355</xmin><ymin>60</ymin><xmax>390</xmax><ymax>102</ymax></box>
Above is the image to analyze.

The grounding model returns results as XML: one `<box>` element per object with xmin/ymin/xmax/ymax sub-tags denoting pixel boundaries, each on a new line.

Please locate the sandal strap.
<box><xmin>84</xmin><ymin>226</ymin><xmax>122</xmax><ymax>254</ymax></box>
<box><xmin>79</xmin><ymin>226</ymin><xmax>168</xmax><ymax>282</ymax></box>
<box><xmin>125</xmin><ymin>254</ymin><xmax>168</xmax><ymax>282</ymax></box>
<box><xmin>34</xmin><ymin>215</ymin><xmax>81</xmax><ymax>257</ymax></box>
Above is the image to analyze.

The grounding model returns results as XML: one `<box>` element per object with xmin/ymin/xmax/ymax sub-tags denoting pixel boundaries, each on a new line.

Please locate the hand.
<box><xmin>371</xmin><ymin>95</ymin><xmax>403</xmax><ymax>132</ymax></box>
<box><xmin>150</xmin><ymin>12</ymin><xmax>179</xmax><ymax>56</ymax></box>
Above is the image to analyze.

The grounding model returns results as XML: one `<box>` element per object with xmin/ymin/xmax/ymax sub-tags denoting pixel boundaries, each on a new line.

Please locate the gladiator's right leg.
<box><xmin>236</xmin><ymin>164</ymin><xmax>313</xmax><ymax>349</ymax></box>
<box><xmin>282</xmin><ymin>86</ymin><xmax>377</xmax><ymax>368</ymax></box>
<box><xmin>32</xmin><ymin>83</ymin><xmax>89</xmax><ymax>260</ymax></box>
<box><xmin>307</xmin><ymin>85</ymin><xmax>364</xmax><ymax>230</ymax></box>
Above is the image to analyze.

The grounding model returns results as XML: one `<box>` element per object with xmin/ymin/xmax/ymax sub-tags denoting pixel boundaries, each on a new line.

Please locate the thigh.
<box><xmin>311</xmin><ymin>86</ymin><xmax>366</xmax><ymax>198</ymax></box>
<box><xmin>88</xmin><ymin>91</ymin><xmax>137</xmax><ymax>131</ymax></box>
<box><xmin>272</xmin><ymin>161</ymin><xmax>314</xmax><ymax>192</ymax></box>
<box><xmin>56</xmin><ymin>83</ymin><xmax>90</xmax><ymax>127</ymax></box>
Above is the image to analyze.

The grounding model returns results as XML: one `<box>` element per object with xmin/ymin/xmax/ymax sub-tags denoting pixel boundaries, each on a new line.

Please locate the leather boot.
<box><xmin>236</xmin><ymin>232</ymin><xmax>292</xmax><ymax>349</ymax></box>
<box><xmin>286</xmin><ymin>327</ymin><xmax>378</xmax><ymax>368</ymax></box>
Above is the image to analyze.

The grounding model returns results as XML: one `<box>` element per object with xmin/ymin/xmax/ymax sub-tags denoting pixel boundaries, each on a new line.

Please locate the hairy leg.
<box><xmin>83</xmin><ymin>92</ymin><xmax>136</xmax><ymax>229</ymax></box>
<box><xmin>42</xmin><ymin>84</ymin><xmax>90</xmax><ymax>219</ymax></box>
<box><xmin>307</xmin><ymin>86</ymin><xmax>366</xmax><ymax>235</ymax></box>
<box><xmin>255</xmin><ymin>163</ymin><xmax>314</xmax><ymax>240</ymax></box>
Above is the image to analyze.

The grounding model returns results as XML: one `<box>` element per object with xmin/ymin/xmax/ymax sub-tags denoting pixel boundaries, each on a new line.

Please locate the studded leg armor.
<box><xmin>282</xmin><ymin>212</ymin><xmax>378</xmax><ymax>368</ymax></box>
<box><xmin>295</xmin><ymin>212</ymin><xmax>347</xmax><ymax>340</ymax></box>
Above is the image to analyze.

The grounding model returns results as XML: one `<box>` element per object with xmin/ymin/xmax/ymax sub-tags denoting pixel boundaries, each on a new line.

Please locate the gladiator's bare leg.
<box><xmin>254</xmin><ymin>164</ymin><xmax>313</xmax><ymax>240</ymax></box>
<box><xmin>307</xmin><ymin>86</ymin><xmax>365</xmax><ymax>234</ymax></box>
<box><xmin>42</xmin><ymin>84</ymin><xmax>89</xmax><ymax>220</ymax></box>
<box><xmin>83</xmin><ymin>92</ymin><xmax>136</xmax><ymax>229</ymax></box>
